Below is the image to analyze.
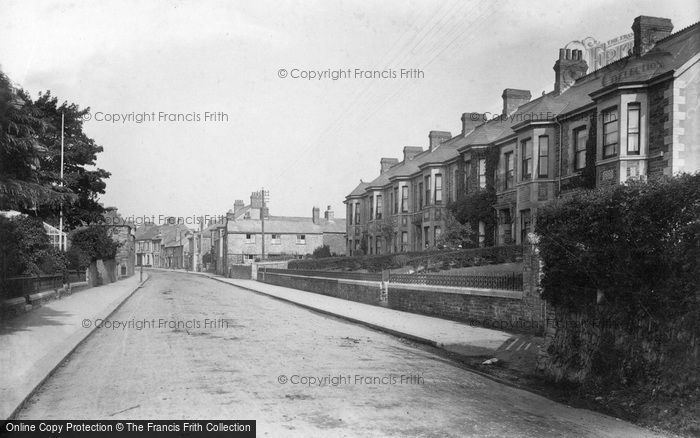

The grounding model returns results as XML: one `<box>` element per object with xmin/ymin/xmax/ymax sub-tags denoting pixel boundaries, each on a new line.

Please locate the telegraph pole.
<box><xmin>260</xmin><ymin>188</ymin><xmax>269</xmax><ymax>260</ymax></box>
<box><xmin>59</xmin><ymin>112</ymin><xmax>65</xmax><ymax>251</ymax></box>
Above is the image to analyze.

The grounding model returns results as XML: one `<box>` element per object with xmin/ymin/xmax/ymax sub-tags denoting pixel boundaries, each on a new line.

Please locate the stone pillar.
<box><xmin>521</xmin><ymin>234</ymin><xmax>545</xmax><ymax>331</ymax></box>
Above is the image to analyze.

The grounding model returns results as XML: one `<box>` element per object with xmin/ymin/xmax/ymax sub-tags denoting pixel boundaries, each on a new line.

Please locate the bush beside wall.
<box><xmin>288</xmin><ymin>245</ymin><xmax>523</xmax><ymax>272</ymax></box>
<box><xmin>535</xmin><ymin>174</ymin><xmax>699</xmax><ymax>425</ymax></box>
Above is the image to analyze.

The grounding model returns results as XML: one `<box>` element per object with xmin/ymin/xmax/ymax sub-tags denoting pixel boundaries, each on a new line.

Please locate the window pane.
<box><xmin>576</xmin><ymin>129</ymin><xmax>587</xmax><ymax>150</ymax></box>
<box><xmin>538</xmin><ymin>137</ymin><xmax>549</xmax><ymax>178</ymax></box>
<box><xmin>576</xmin><ymin>150</ymin><xmax>586</xmax><ymax>170</ymax></box>
<box><xmin>628</xmin><ymin>133</ymin><xmax>639</xmax><ymax>153</ymax></box>
<box><xmin>628</xmin><ymin>107</ymin><xmax>639</xmax><ymax>131</ymax></box>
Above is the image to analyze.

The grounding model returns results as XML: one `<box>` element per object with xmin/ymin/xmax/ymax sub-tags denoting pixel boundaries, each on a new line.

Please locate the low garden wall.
<box><xmin>258</xmin><ymin>245</ymin><xmax>545</xmax><ymax>333</ymax></box>
<box><xmin>258</xmin><ymin>271</ymin><xmax>382</xmax><ymax>305</ymax></box>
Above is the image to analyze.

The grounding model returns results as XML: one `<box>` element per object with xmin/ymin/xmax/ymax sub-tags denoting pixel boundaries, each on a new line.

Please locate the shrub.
<box><xmin>69</xmin><ymin>225</ymin><xmax>119</xmax><ymax>264</ymax></box>
<box><xmin>288</xmin><ymin>245</ymin><xmax>523</xmax><ymax>272</ymax></box>
<box><xmin>536</xmin><ymin>173</ymin><xmax>699</xmax><ymax>317</ymax></box>
<box><xmin>536</xmin><ymin>173</ymin><xmax>700</xmax><ymax>400</ymax></box>
<box><xmin>312</xmin><ymin>244</ymin><xmax>332</xmax><ymax>259</ymax></box>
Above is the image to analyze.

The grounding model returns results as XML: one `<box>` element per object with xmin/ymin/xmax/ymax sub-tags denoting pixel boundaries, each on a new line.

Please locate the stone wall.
<box><xmin>258</xmin><ymin>272</ymin><xmax>383</xmax><ymax>305</ymax></box>
<box><xmin>257</xmin><ymin>244</ymin><xmax>545</xmax><ymax>333</ymax></box>
<box><xmin>647</xmin><ymin>79</ymin><xmax>672</xmax><ymax>179</ymax></box>
<box><xmin>228</xmin><ymin>264</ymin><xmax>252</xmax><ymax>279</ymax></box>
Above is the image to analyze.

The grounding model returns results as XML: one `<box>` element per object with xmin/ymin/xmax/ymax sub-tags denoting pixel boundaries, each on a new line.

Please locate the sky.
<box><xmin>1</xmin><ymin>0</ymin><xmax>698</xmax><ymax>224</ymax></box>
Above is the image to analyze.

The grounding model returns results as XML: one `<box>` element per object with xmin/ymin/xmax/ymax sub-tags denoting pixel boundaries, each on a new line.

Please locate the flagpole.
<box><xmin>59</xmin><ymin>112</ymin><xmax>64</xmax><ymax>251</ymax></box>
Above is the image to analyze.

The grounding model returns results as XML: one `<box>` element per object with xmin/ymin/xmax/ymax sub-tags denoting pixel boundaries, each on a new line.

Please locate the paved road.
<box><xmin>16</xmin><ymin>271</ymin><xmax>663</xmax><ymax>437</ymax></box>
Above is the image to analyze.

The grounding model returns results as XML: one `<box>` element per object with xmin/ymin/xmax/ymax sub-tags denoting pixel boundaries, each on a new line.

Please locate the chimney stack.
<box><xmin>428</xmin><ymin>131</ymin><xmax>451</xmax><ymax>151</ymax></box>
<box><xmin>312</xmin><ymin>206</ymin><xmax>320</xmax><ymax>224</ymax></box>
<box><xmin>403</xmin><ymin>146</ymin><xmax>423</xmax><ymax>161</ymax></box>
<box><xmin>250</xmin><ymin>191</ymin><xmax>263</xmax><ymax>209</ymax></box>
<box><xmin>380</xmin><ymin>157</ymin><xmax>399</xmax><ymax>174</ymax></box>
<box><xmin>324</xmin><ymin>205</ymin><xmax>334</xmax><ymax>221</ymax></box>
<box><xmin>553</xmin><ymin>49</ymin><xmax>588</xmax><ymax>95</ymax></box>
<box><xmin>233</xmin><ymin>200</ymin><xmax>245</xmax><ymax>213</ymax></box>
<box><xmin>632</xmin><ymin>16</ymin><xmax>673</xmax><ymax>56</ymax></box>
<box><xmin>501</xmin><ymin>89</ymin><xmax>532</xmax><ymax>116</ymax></box>
<box><xmin>461</xmin><ymin>112</ymin><xmax>484</xmax><ymax>136</ymax></box>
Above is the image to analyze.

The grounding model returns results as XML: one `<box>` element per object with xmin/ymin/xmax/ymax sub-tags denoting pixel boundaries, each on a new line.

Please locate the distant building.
<box><xmin>134</xmin><ymin>225</ymin><xmax>162</xmax><ymax>267</ymax></box>
<box><xmin>135</xmin><ymin>223</ymin><xmax>191</xmax><ymax>268</ymax></box>
<box><xmin>108</xmin><ymin>224</ymin><xmax>135</xmax><ymax>278</ymax></box>
<box><xmin>216</xmin><ymin>192</ymin><xmax>345</xmax><ymax>274</ymax></box>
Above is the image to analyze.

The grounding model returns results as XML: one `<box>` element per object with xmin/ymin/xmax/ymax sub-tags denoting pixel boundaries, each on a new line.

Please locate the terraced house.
<box><xmin>345</xmin><ymin>15</ymin><xmax>700</xmax><ymax>255</ymax></box>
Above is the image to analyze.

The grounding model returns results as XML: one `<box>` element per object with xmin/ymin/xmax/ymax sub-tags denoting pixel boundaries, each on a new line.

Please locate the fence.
<box><xmin>260</xmin><ymin>267</ymin><xmax>522</xmax><ymax>291</ymax></box>
<box><xmin>388</xmin><ymin>272</ymin><xmax>523</xmax><ymax>291</ymax></box>
<box><xmin>0</xmin><ymin>271</ymin><xmax>87</xmax><ymax>301</ymax></box>
<box><xmin>65</xmin><ymin>270</ymin><xmax>85</xmax><ymax>284</ymax></box>
<box><xmin>0</xmin><ymin>274</ymin><xmax>64</xmax><ymax>300</ymax></box>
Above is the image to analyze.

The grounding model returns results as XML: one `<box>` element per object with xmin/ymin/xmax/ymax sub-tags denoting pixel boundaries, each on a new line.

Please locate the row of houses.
<box><xmin>345</xmin><ymin>15</ymin><xmax>700</xmax><ymax>255</ymax></box>
<box><xmin>134</xmin><ymin>194</ymin><xmax>346</xmax><ymax>274</ymax></box>
<box><xmin>206</xmin><ymin>192</ymin><xmax>346</xmax><ymax>275</ymax></box>
<box><xmin>134</xmin><ymin>221</ymin><xmax>194</xmax><ymax>269</ymax></box>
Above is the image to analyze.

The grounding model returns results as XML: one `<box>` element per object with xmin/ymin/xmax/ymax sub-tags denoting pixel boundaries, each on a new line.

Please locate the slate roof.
<box><xmin>227</xmin><ymin>216</ymin><xmax>346</xmax><ymax>234</ymax></box>
<box><xmin>134</xmin><ymin>225</ymin><xmax>162</xmax><ymax>241</ymax></box>
<box><xmin>347</xmin><ymin>181</ymin><xmax>370</xmax><ymax>197</ymax></box>
<box><xmin>346</xmin><ymin>21</ymin><xmax>700</xmax><ymax>198</ymax></box>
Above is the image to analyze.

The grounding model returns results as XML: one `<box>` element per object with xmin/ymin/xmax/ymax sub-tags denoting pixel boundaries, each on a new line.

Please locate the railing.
<box><xmin>259</xmin><ymin>267</ymin><xmax>522</xmax><ymax>291</ymax></box>
<box><xmin>65</xmin><ymin>270</ymin><xmax>85</xmax><ymax>284</ymax></box>
<box><xmin>388</xmin><ymin>272</ymin><xmax>523</xmax><ymax>291</ymax></box>
<box><xmin>0</xmin><ymin>274</ymin><xmax>64</xmax><ymax>300</ymax></box>
<box><xmin>261</xmin><ymin>268</ymin><xmax>383</xmax><ymax>282</ymax></box>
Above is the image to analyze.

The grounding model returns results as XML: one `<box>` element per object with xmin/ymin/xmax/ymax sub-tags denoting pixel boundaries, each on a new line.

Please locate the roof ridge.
<box><xmin>654</xmin><ymin>20</ymin><xmax>700</xmax><ymax>46</ymax></box>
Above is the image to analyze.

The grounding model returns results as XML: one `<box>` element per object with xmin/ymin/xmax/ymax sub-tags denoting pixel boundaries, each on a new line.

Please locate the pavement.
<box><xmin>13</xmin><ymin>271</ymin><xmax>665</xmax><ymax>437</ymax></box>
<box><xmin>158</xmin><ymin>268</ymin><xmax>541</xmax><ymax>367</ymax></box>
<box><xmin>0</xmin><ymin>273</ymin><xmax>149</xmax><ymax>420</ymax></box>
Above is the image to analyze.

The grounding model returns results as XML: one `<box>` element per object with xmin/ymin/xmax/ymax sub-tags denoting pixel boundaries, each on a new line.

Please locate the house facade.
<box><xmin>345</xmin><ymin>15</ymin><xmax>700</xmax><ymax>253</ymax></box>
<box><xmin>215</xmin><ymin>192</ymin><xmax>346</xmax><ymax>274</ymax></box>
<box><xmin>109</xmin><ymin>224</ymin><xmax>135</xmax><ymax>278</ymax></box>
<box><xmin>135</xmin><ymin>223</ymin><xmax>192</xmax><ymax>269</ymax></box>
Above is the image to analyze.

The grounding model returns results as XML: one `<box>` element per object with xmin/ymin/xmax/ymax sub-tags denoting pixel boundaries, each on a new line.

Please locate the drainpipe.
<box><xmin>556</xmin><ymin>118</ymin><xmax>563</xmax><ymax>196</ymax></box>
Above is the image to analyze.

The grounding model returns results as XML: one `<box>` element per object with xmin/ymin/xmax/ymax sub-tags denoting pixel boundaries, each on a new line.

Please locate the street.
<box><xmin>15</xmin><ymin>271</ymin><xmax>661</xmax><ymax>437</ymax></box>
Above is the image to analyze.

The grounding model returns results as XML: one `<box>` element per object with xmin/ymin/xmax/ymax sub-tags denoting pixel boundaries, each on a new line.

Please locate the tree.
<box><xmin>436</xmin><ymin>210</ymin><xmax>474</xmax><ymax>249</ymax></box>
<box><xmin>447</xmin><ymin>189</ymin><xmax>496</xmax><ymax>247</ymax></box>
<box><xmin>0</xmin><ymin>70</ymin><xmax>74</xmax><ymax>211</ymax></box>
<box><xmin>67</xmin><ymin>225</ymin><xmax>119</xmax><ymax>269</ymax></box>
<box><xmin>30</xmin><ymin>92</ymin><xmax>110</xmax><ymax>227</ymax></box>
<box><xmin>0</xmin><ymin>215</ymin><xmax>66</xmax><ymax>276</ymax></box>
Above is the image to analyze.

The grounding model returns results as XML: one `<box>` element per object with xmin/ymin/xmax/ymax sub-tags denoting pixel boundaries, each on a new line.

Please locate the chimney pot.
<box><xmin>553</xmin><ymin>47</ymin><xmax>588</xmax><ymax>94</ymax></box>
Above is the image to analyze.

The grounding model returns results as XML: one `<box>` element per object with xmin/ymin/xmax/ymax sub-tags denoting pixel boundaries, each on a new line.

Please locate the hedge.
<box><xmin>535</xmin><ymin>173</ymin><xmax>699</xmax><ymax>408</ymax></box>
<box><xmin>288</xmin><ymin>245</ymin><xmax>523</xmax><ymax>272</ymax></box>
<box><xmin>536</xmin><ymin>173</ymin><xmax>699</xmax><ymax>317</ymax></box>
